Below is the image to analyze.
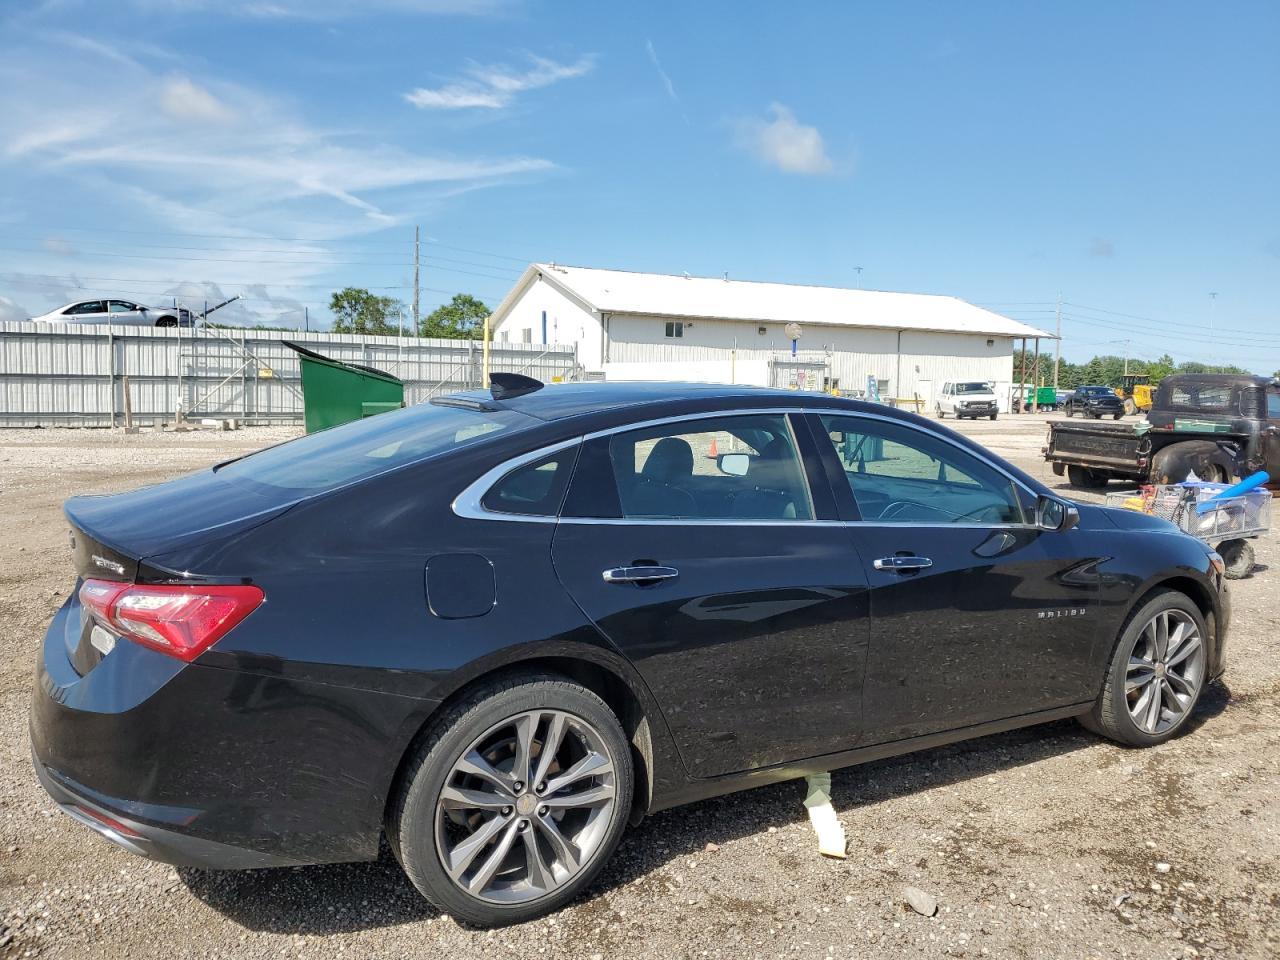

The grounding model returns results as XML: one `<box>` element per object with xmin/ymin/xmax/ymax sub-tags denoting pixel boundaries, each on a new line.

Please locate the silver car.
<box><xmin>28</xmin><ymin>299</ymin><xmax>194</xmax><ymax>327</ymax></box>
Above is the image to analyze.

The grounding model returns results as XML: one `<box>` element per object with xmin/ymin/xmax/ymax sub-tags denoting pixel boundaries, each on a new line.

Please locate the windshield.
<box><xmin>1079</xmin><ymin>386</ymin><xmax>1112</xmax><ymax>395</ymax></box>
<box><xmin>956</xmin><ymin>383</ymin><xmax>990</xmax><ymax>394</ymax></box>
<box><xmin>217</xmin><ymin>401</ymin><xmax>534</xmax><ymax>492</ymax></box>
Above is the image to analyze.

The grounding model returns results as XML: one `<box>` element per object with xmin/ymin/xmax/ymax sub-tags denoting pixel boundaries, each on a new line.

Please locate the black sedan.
<box><xmin>31</xmin><ymin>377</ymin><xmax>1230</xmax><ymax>926</ymax></box>
<box><xmin>1064</xmin><ymin>384</ymin><xmax>1126</xmax><ymax>419</ymax></box>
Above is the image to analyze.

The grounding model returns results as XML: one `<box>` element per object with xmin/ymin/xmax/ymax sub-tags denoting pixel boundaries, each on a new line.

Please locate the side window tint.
<box><xmin>606</xmin><ymin>415</ymin><xmax>813</xmax><ymax>520</ymax></box>
<box><xmin>482</xmin><ymin>449</ymin><xmax>578</xmax><ymax>517</ymax></box>
<box><xmin>819</xmin><ymin>415</ymin><xmax>1024</xmax><ymax>525</ymax></box>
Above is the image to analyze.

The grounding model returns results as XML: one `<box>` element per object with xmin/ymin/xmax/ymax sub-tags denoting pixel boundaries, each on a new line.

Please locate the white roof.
<box><xmin>493</xmin><ymin>264</ymin><xmax>1054</xmax><ymax>339</ymax></box>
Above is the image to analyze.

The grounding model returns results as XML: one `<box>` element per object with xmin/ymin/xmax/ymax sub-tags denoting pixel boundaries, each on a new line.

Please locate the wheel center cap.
<box><xmin>515</xmin><ymin>794</ymin><xmax>536</xmax><ymax>816</ymax></box>
<box><xmin>1155</xmin><ymin>662</ymin><xmax>1167</xmax><ymax>678</ymax></box>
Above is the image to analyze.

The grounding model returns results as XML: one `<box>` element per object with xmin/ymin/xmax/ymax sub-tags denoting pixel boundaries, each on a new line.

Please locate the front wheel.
<box><xmin>390</xmin><ymin>675</ymin><xmax>633</xmax><ymax>927</ymax></box>
<box><xmin>936</xmin><ymin>405</ymin><xmax>945</xmax><ymax>419</ymax></box>
<box><xmin>989</xmin><ymin>413</ymin><xmax>998</xmax><ymax>421</ymax></box>
<box><xmin>1114</xmin><ymin>412</ymin><xmax>1123</xmax><ymax>420</ymax></box>
<box><xmin>1080</xmin><ymin>590</ymin><xmax>1208</xmax><ymax>746</ymax></box>
<box><xmin>1065</xmin><ymin>406</ymin><xmax>1075</xmax><ymax>418</ymax></box>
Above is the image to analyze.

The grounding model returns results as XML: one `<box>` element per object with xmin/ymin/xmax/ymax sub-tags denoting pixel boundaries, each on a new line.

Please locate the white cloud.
<box><xmin>115</xmin><ymin>0</ymin><xmax>507</xmax><ymax>18</ymax></box>
<box><xmin>644</xmin><ymin>39</ymin><xmax>689</xmax><ymax>126</ymax></box>
<box><xmin>0</xmin><ymin>295</ymin><xmax>32</xmax><ymax>322</ymax></box>
<box><xmin>0</xmin><ymin>31</ymin><xmax>556</xmax><ymax>326</ymax></box>
<box><xmin>159</xmin><ymin>76</ymin><xmax>235</xmax><ymax>123</ymax></box>
<box><xmin>405</xmin><ymin>54</ymin><xmax>595</xmax><ymax>111</ymax></box>
<box><xmin>736</xmin><ymin>103</ymin><xmax>834</xmax><ymax>175</ymax></box>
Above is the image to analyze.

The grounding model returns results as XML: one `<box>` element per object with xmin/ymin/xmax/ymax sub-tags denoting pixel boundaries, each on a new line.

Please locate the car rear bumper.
<box><xmin>30</xmin><ymin>597</ymin><xmax>433</xmax><ymax>870</ymax></box>
<box><xmin>32</xmin><ymin>752</ymin><xmax>304</xmax><ymax>869</ymax></box>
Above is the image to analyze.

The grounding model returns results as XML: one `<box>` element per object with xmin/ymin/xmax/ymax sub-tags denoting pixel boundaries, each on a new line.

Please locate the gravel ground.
<box><xmin>1</xmin><ymin>416</ymin><xmax>1277</xmax><ymax>960</ymax></box>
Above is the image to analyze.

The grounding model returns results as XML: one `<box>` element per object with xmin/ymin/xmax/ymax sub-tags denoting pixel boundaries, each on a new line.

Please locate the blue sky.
<box><xmin>0</xmin><ymin>0</ymin><xmax>1276</xmax><ymax>370</ymax></box>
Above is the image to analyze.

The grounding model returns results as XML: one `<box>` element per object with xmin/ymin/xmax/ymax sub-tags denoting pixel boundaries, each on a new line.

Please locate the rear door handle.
<box><xmin>602</xmin><ymin>565</ymin><xmax>680</xmax><ymax>584</ymax></box>
<box><xmin>873</xmin><ymin>556</ymin><xmax>933</xmax><ymax>572</ymax></box>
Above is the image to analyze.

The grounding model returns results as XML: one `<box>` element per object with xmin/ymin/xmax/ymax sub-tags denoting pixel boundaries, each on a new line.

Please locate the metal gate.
<box><xmin>768</xmin><ymin>358</ymin><xmax>828</xmax><ymax>392</ymax></box>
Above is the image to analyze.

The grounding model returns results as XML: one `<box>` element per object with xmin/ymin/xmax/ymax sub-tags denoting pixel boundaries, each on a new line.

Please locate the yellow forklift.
<box><xmin>1116</xmin><ymin>374</ymin><xmax>1154</xmax><ymax>416</ymax></box>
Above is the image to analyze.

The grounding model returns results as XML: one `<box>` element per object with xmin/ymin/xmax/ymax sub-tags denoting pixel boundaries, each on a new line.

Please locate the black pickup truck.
<box><xmin>1044</xmin><ymin>373</ymin><xmax>1280</xmax><ymax>489</ymax></box>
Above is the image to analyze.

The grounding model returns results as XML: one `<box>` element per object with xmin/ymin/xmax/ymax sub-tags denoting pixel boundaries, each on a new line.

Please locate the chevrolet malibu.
<box><xmin>31</xmin><ymin>377</ymin><xmax>1229</xmax><ymax>926</ymax></box>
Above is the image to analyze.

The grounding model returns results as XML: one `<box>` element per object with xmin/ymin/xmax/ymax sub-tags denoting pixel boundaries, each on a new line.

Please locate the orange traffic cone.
<box><xmin>707</xmin><ymin>437</ymin><xmax>719</xmax><ymax>460</ymax></box>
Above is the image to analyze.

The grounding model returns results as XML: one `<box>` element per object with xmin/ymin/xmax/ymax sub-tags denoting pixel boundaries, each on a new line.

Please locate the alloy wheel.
<box><xmin>434</xmin><ymin>709</ymin><xmax>617</xmax><ymax>904</ymax></box>
<box><xmin>1125</xmin><ymin>609</ymin><xmax>1205</xmax><ymax>735</ymax></box>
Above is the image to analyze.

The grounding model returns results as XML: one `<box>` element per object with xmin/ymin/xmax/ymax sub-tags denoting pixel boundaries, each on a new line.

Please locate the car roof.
<box><xmin>446</xmin><ymin>380</ymin><xmax>835</xmax><ymax>422</ymax></box>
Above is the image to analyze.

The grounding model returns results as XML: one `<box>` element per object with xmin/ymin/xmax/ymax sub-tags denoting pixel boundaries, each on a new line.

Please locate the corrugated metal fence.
<box><xmin>0</xmin><ymin>322</ymin><xmax>580</xmax><ymax>427</ymax></box>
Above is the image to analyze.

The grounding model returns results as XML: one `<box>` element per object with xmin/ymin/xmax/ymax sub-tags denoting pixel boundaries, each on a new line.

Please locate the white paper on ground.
<box><xmin>802</xmin><ymin>772</ymin><xmax>846</xmax><ymax>859</ymax></box>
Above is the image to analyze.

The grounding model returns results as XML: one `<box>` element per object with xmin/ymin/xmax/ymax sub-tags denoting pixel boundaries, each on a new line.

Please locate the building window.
<box><xmin>664</xmin><ymin>321</ymin><xmax>684</xmax><ymax>339</ymax></box>
<box><xmin>521</xmin><ymin>328</ymin><xmax>532</xmax><ymax>344</ymax></box>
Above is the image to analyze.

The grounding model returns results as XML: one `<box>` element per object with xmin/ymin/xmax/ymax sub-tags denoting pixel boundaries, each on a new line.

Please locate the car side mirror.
<box><xmin>718</xmin><ymin>452</ymin><xmax>750</xmax><ymax>477</ymax></box>
<box><xmin>1036</xmin><ymin>495</ymin><xmax>1079</xmax><ymax>532</ymax></box>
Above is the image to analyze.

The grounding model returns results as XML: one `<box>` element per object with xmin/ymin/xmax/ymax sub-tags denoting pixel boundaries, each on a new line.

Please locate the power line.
<box><xmin>19</xmin><ymin>225</ymin><xmax>539</xmax><ymax>264</ymax></box>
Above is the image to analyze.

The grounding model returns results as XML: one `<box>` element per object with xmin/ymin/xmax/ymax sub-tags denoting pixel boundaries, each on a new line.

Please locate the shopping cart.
<box><xmin>1106</xmin><ymin>482</ymin><xmax>1271</xmax><ymax>579</ymax></box>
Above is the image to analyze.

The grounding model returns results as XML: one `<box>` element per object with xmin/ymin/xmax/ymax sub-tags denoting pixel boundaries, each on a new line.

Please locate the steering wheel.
<box><xmin>878</xmin><ymin>500</ymin><xmax>962</xmax><ymax>522</ymax></box>
<box><xmin>956</xmin><ymin>503</ymin><xmax>1011</xmax><ymax>524</ymax></box>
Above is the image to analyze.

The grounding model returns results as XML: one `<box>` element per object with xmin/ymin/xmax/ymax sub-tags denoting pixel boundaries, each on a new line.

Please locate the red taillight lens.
<box><xmin>78</xmin><ymin>579</ymin><xmax>264</xmax><ymax>662</ymax></box>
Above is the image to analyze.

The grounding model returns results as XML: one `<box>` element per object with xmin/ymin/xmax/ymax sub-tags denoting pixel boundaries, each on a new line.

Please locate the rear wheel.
<box><xmin>1124</xmin><ymin>398</ymin><xmax>1139</xmax><ymax>416</ymax></box>
<box><xmin>1080</xmin><ymin>590</ymin><xmax>1208</xmax><ymax>746</ymax></box>
<box><xmin>1067</xmin><ymin>464</ymin><xmax>1110</xmax><ymax>489</ymax></box>
<box><xmin>390</xmin><ymin>675</ymin><xmax>632</xmax><ymax>927</ymax></box>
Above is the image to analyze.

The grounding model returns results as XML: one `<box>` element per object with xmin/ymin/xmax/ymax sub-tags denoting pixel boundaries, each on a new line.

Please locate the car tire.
<box><xmin>989</xmin><ymin>413</ymin><xmax>997</xmax><ymax>421</ymax></box>
<box><xmin>155</xmin><ymin>316</ymin><xmax>178</xmax><ymax>328</ymax></box>
<box><xmin>936</xmin><ymin>405</ymin><xmax>945</xmax><ymax>419</ymax></box>
<box><xmin>1113</xmin><ymin>413</ymin><xmax>1123</xmax><ymax>420</ymax></box>
<box><xmin>1067</xmin><ymin>464</ymin><xmax>1109</xmax><ymax>489</ymax></box>
<box><xmin>389</xmin><ymin>673</ymin><xmax>633</xmax><ymax>928</ymax></box>
<box><xmin>1080</xmin><ymin>590</ymin><xmax>1209</xmax><ymax>746</ymax></box>
<box><xmin>1218</xmin><ymin>538</ymin><xmax>1255</xmax><ymax>580</ymax></box>
<box><xmin>1065</xmin><ymin>406</ymin><xmax>1074</xmax><ymax>418</ymax></box>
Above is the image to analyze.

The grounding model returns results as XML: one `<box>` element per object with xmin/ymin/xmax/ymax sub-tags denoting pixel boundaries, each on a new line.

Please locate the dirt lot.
<box><xmin>1</xmin><ymin>416</ymin><xmax>1277</xmax><ymax>960</ymax></box>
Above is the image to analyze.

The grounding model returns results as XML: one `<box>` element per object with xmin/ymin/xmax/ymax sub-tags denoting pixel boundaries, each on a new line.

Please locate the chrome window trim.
<box><xmin>451</xmin><ymin>437</ymin><xmax>582</xmax><ymax>524</ymax></box>
<box><xmin>452</xmin><ymin>404</ymin><xmax>1046</xmax><ymax>528</ymax></box>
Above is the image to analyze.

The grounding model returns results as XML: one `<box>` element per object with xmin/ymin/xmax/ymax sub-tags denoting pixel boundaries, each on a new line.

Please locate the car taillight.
<box><xmin>78</xmin><ymin>578</ymin><xmax>264</xmax><ymax>662</ymax></box>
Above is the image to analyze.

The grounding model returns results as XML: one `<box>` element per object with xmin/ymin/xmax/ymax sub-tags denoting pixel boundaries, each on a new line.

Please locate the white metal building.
<box><xmin>488</xmin><ymin>264</ymin><xmax>1053</xmax><ymax>411</ymax></box>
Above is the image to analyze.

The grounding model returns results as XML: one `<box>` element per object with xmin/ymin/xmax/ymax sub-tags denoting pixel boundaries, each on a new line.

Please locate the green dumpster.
<box><xmin>283</xmin><ymin>341</ymin><xmax>404</xmax><ymax>433</ymax></box>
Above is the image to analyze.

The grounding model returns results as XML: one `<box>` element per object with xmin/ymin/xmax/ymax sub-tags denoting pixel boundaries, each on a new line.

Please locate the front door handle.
<box><xmin>873</xmin><ymin>556</ymin><xmax>933</xmax><ymax>572</ymax></box>
<box><xmin>602</xmin><ymin>565</ymin><xmax>680</xmax><ymax>584</ymax></box>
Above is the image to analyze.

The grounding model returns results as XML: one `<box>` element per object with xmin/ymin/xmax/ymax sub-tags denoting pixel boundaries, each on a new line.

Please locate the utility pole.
<box><xmin>853</xmin><ymin>266</ymin><xmax>863</xmax><ymax>289</ymax></box>
<box><xmin>1053</xmin><ymin>293</ymin><xmax>1062</xmax><ymax>389</ymax></box>
<box><xmin>412</xmin><ymin>225</ymin><xmax>421</xmax><ymax>334</ymax></box>
<box><xmin>1208</xmin><ymin>292</ymin><xmax>1218</xmax><ymax>367</ymax></box>
<box><xmin>304</xmin><ymin>306</ymin><xmax>309</xmax><ymax>332</ymax></box>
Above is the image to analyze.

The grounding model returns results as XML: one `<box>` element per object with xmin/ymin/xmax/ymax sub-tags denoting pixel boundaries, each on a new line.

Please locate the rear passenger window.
<box><xmin>482</xmin><ymin>449</ymin><xmax>578</xmax><ymax>517</ymax></box>
<box><xmin>605</xmin><ymin>415</ymin><xmax>813</xmax><ymax>520</ymax></box>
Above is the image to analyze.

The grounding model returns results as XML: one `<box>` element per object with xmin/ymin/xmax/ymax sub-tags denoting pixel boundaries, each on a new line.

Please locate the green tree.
<box><xmin>329</xmin><ymin>287</ymin><xmax>403</xmax><ymax>335</ymax></box>
<box><xmin>419</xmin><ymin>293</ymin><xmax>490</xmax><ymax>340</ymax></box>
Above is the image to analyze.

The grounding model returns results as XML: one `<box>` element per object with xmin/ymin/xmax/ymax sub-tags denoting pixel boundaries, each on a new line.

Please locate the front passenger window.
<box><xmin>606</xmin><ymin>415</ymin><xmax>813</xmax><ymax>520</ymax></box>
<box><xmin>819</xmin><ymin>415</ymin><xmax>1025</xmax><ymax>525</ymax></box>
